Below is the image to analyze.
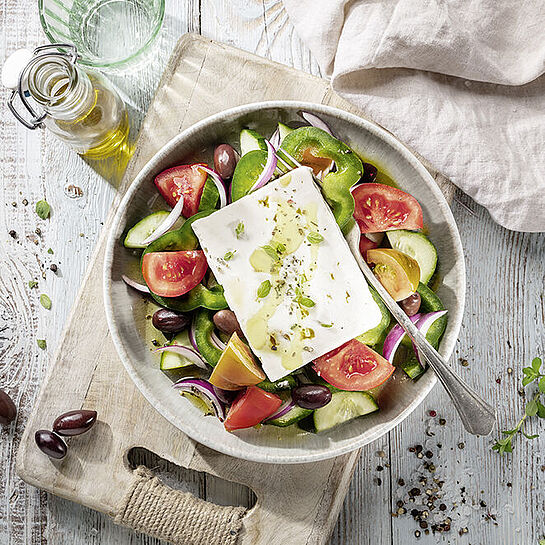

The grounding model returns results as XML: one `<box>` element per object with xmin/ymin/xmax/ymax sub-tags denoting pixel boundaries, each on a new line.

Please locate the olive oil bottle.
<box><xmin>4</xmin><ymin>44</ymin><xmax>128</xmax><ymax>159</ymax></box>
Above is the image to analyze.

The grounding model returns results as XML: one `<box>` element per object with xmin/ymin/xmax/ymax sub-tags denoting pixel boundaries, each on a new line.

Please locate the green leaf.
<box><xmin>275</xmin><ymin>242</ymin><xmax>286</xmax><ymax>254</ymax></box>
<box><xmin>521</xmin><ymin>431</ymin><xmax>539</xmax><ymax>440</ymax></box>
<box><xmin>298</xmin><ymin>296</ymin><xmax>315</xmax><ymax>308</ymax></box>
<box><xmin>36</xmin><ymin>339</ymin><xmax>47</xmax><ymax>350</ymax></box>
<box><xmin>532</xmin><ymin>357</ymin><xmax>542</xmax><ymax>372</ymax></box>
<box><xmin>28</xmin><ymin>280</ymin><xmax>38</xmax><ymax>289</ymax></box>
<box><xmin>235</xmin><ymin>222</ymin><xmax>244</xmax><ymax>238</ymax></box>
<box><xmin>257</xmin><ymin>280</ymin><xmax>271</xmax><ymax>298</ymax></box>
<box><xmin>307</xmin><ymin>231</ymin><xmax>324</xmax><ymax>244</ymax></box>
<box><xmin>536</xmin><ymin>401</ymin><xmax>545</xmax><ymax>419</ymax></box>
<box><xmin>262</xmin><ymin>245</ymin><xmax>280</xmax><ymax>262</ymax></box>
<box><xmin>522</xmin><ymin>375</ymin><xmax>535</xmax><ymax>387</ymax></box>
<box><xmin>522</xmin><ymin>367</ymin><xmax>534</xmax><ymax>376</ymax></box>
<box><xmin>223</xmin><ymin>250</ymin><xmax>236</xmax><ymax>261</ymax></box>
<box><xmin>539</xmin><ymin>538</ymin><xmax>545</xmax><ymax>545</ymax></box>
<box><xmin>539</xmin><ymin>376</ymin><xmax>545</xmax><ymax>394</ymax></box>
<box><xmin>35</xmin><ymin>200</ymin><xmax>51</xmax><ymax>220</ymax></box>
<box><xmin>526</xmin><ymin>399</ymin><xmax>539</xmax><ymax>417</ymax></box>
<box><xmin>39</xmin><ymin>293</ymin><xmax>52</xmax><ymax>310</ymax></box>
<box><xmin>320</xmin><ymin>322</ymin><xmax>333</xmax><ymax>328</ymax></box>
<box><xmin>47</xmin><ymin>248</ymin><xmax>54</xmax><ymax>254</ymax></box>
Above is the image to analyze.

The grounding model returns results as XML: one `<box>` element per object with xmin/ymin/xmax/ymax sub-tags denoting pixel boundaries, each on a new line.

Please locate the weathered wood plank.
<box><xmin>2</xmin><ymin>0</ymin><xmax>545</xmax><ymax>544</ymax></box>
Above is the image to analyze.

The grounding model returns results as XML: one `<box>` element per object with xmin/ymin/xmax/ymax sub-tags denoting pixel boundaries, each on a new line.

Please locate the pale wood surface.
<box><xmin>0</xmin><ymin>2</ymin><xmax>544</xmax><ymax>545</ymax></box>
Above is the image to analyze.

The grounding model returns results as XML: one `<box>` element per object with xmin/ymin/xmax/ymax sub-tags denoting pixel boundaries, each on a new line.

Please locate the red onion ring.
<box><xmin>265</xmin><ymin>398</ymin><xmax>295</xmax><ymax>422</ymax></box>
<box><xmin>140</xmin><ymin>196</ymin><xmax>185</xmax><ymax>245</ymax></box>
<box><xmin>189</xmin><ymin>317</ymin><xmax>200</xmax><ymax>352</ymax></box>
<box><xmin>210</xmin><ymin>330</ymin><xmax>227</xmax><ymax>351</ymax></box>
<box><xmin>173</xmin><ymin>378</ymin><xmax>226</xmax><ymax>420</ymax></box>
<box><xmin>269</xmin><ymin>127</ymin><xmax>281</xmax><ymax>150</ymax></box>
<box><xmin>198</xmin><ymin>165</ymin><xmax>227</xmax><ymax>208</ymax></box>
<box><xmin>249</xmin><ymin>140</ymin><xmax>277</xmax><ymax>192</ymax></box>
<box><xmin>299</xmin><ymin>111</ymin><xmax>334</xmax><ymax>136</ymax></box>
<box><xmin>154</xmin><ymin>345</ymin><xmax>208</xmax><ymax>370</ymax></box>
<box><xmin>121</xmin><ymin>274</ymin><xmax>150</xmax><ymax>294</ymax></box>
<box><xmin>382</xmin><ymin>313</ymin><xmax>421</xmax><ymax>362</ymax></box>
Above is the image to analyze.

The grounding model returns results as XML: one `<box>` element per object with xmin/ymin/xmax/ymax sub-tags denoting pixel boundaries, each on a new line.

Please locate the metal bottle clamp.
<box><xmin>7</xmin><ymin>43</ymin><xmax>79</xmax><ymax>130</ymax></box>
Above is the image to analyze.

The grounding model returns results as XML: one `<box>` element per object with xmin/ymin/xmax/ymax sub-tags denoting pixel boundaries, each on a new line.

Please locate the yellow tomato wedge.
<box><xmin>366</xmin><ymin>248</ymin><xmax>420</xmax><ymax>301</ymax></box>
<box><xmin>209</xmin><ymin>332</ymin><xmax>266</xmax><ymax>391</ymax></box>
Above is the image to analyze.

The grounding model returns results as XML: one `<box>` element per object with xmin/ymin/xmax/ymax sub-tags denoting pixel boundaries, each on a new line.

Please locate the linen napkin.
<box><xmin>283</xmin><ymin>0</ymin><xmax>545</xmax><ymax>232</ymax></box>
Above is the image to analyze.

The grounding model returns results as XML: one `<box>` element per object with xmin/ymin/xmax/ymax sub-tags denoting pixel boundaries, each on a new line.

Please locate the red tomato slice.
<box><xmin>154</xmin><ymin>163</ymin><xmax>208</xmax><ymax>218</ymax></box>
<box><xmin>224</xmin><ymin>386</ymin><xmax>282</xmax><ymax>432</ymax></box>
<box><xmin>142</xmin><ymin>250</ymin><xmax>207</xmax><ymax>298</ymax></box>
<box><xmin>353</xmin><ymin>183</ymin><xmax>423</xmax><ymax>233</ymax></box>
<box><xmin>313</xmin><ymin>339</ymin><xmax>395</xmax><ymax>391</ymax></box>
<box><xmin>359</xmin><ymin>235</ymin><xmax>378</xmax><ymax>258</ymax></box>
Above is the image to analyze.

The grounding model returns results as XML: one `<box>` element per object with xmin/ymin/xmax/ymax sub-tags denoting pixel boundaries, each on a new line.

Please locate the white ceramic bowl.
<box><xmin>104</xmin><ymin>101</ymin><xmax>465</xmax><ymax>464</ymax></box>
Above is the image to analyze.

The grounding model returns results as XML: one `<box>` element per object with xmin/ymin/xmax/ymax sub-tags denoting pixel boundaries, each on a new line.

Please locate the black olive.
<box><xmin>53</xmin><ymin>409</ymin><xmax>97</xmax><ymax>436</ymax></box>
<box><xmin>152</xmin><ymin>309</ymin><xmax>191</xmax><ymax>333</ymax></box>
<box><xmin>292</xmin><ymin>384</ymin><xmax>332</xmax><ymax>409</ymax></box>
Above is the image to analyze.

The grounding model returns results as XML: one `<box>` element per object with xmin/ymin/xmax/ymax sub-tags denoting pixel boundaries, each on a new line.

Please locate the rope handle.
<box><xmin>115</xmin><ymin>466</ymin><xmax>247</xmax><ymax>545</ymax></box>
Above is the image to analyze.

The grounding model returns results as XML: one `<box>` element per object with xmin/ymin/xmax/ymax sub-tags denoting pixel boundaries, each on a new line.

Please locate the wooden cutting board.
<box><xmin>16</xmin><ymin>34</ymin><xmax>453</xmax><ymax>545</ymax></box>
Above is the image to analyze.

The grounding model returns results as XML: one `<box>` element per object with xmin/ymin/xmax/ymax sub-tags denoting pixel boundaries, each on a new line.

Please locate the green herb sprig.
<box><xmin>257</xmin><ymin>280</ymin><xmax>271</xmax><ymax>298</ymax></box>
<box><xmin>492</xmin><ymin>357</ymin><xmax>545</xmax><ymax>455</ymax></box>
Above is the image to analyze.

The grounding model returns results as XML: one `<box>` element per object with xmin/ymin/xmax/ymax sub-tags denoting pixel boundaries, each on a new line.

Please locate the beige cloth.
<box><xmin>283</xmin><ymin>0</ymin><xmax>545</xmax><ymax>232</ymax></box>
<box><xmin>115</xmin><ymin>466</ymin><xmax>246</xmax><ymax>545</ymax></box>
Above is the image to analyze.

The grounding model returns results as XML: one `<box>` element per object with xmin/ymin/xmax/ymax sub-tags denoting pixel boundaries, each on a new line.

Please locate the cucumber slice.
<box><xmin>278</xmin><ymin>122</ymin><xmax>293</xmax><ymax>144</ymax></box>
<box><xmin>240</xmin><ymin>129</ymin><xmax>267</xmax><ymax>156</ymax></box>
<box><xmin>314</xmin><ymin>391</ymin><xmax>378</xmax><ymax>432</ymax></box>
<box><xmin>124</xmin><ymin>211</ymin><xmax>170</xmax><ymax>249</ymax></box>
<box><xmin>387</xmin><ymin>230</ymin><xmax>437</xmax><ymax>284</ymax></box>
<box><xmin>267</xmin><ymin>403</ymin><xmax>312</xmax><ymax>427</ymax></box>
<box><xmin>357</xmin><ymin>286</ymin><xmax>391</xmax><ymax>346</ymax></box>
<box><xmin>160</xmin><ymin>331</ymin><xmax>193</xmax><ymax>370</ymax></box>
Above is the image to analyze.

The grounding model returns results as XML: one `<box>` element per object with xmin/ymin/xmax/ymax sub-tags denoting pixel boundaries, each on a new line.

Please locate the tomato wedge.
<box><xmin>353</xmin><ymin>183</ymin><xmax>423</xmax><ymax>233</ymax></box>
<box><xmin>154</xmin><ymin>163</ymin><xmax>208</xmax><ymax>218</ymax></box>
<box><xmin>359</xmin><ymin>235</ymin><xmax>378</xmax><ymax>257</ymax></box>
<box><xmin>142</xmin><ymin>250</ymin><xmax>207</xmax><ymax>298</ymax></box>
<box><xmin>313</xmin><ymin>339</ymin><xmax>395</xmax><ymax>391</ymax></box>
<box><xmin>224</xmin><ymin>386</ymin><xmax>282</xmax><ymax>432</ymax></box>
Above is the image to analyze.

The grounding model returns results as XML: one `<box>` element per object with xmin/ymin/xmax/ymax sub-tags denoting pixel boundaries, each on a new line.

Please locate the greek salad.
<box><xmin>121</xmin><ymin>113</ymin><xmax>448</xmax><ymax>433</ymax></box>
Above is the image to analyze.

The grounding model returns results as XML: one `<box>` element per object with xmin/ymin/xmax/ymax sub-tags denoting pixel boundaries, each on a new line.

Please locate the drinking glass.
<box><xmin>38</xmin><ymin>0</ymin><xmax>165</xmax><ymax>70</ymax></box>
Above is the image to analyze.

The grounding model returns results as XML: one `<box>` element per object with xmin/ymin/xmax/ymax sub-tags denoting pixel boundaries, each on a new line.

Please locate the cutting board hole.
<box><xmin>127</xmin><ymin>447</ymin><xmax>256</xmax><ymax>508</ymax></box>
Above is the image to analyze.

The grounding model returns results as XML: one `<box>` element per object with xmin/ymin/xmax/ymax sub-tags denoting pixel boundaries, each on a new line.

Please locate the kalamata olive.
<box><xmin>152</xmin><ymin>309</ymin><xmax>191</xmax><ymax>333</ymax></box>
<box><xmin>53</xmin><ymin>409</ymin><xmax>97</xmax><ymax>436</ymax></box>
<box><xmin>214</xmin><ymin>144</ymin><xmax>238</xmax><ymax>179</ymax></box>
<box><xmin>292</xmin><ymin>385</ymin><xmax>332</xmax><ymax>409</ymax></box>
<box><xmin>400</xmin><ymin>292</ymin><xmax>421</xmax><ymax>316</ymax></box>
<box><xmin>35</xmin><ymin>430</ymin><xmax>67</xmax><ymax>459</ymax></box>
<box><xmin>213</xmin><ymin>310</ymin><xmax>243</xmax><ymax>338</ymax></box>
<box><xmin>361</xmin><ymin>162</ymin><xmax>378</xmax><ymax>183</ymax></box>
<box><xmin>0</xmin><ymin>389</ymin><xmax>17</xmax><ymax>426</ymax></box>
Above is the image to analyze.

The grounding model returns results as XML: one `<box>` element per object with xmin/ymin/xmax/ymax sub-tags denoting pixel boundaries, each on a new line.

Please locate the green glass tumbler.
<box><xmin>38</xmin><ymin>0</ymin><xmax>165</xmax><ymax>70</ymax></box>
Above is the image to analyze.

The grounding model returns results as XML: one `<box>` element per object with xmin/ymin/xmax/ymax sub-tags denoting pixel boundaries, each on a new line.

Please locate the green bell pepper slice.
<box><xmin>150</xmin><ymin>284</ymin><xmax>227</xmax><ymax>313</ymax></box>
<box><xmin>258</xmin><ymin>376</ymin><xmax>297</xmax><ymax>393</ymax></box>
<box><xmin>230</xmin><ymin>149</ymin><xmax>268</xmax><ymax>202</ymax></box>
<box><xmin>193</xmin><ymin>308</ymin><xmax>223</xmax><ymax>366</ymax></box>
<box><xmin>281</xmin><ymin>127</ymin><xmax>363</xmax><ymax>230</ymax></box>
<box><xmin>142</xmin><ymin>210</ymin><xmax>215</xmax><ymax>255</ymax></box>
<box><xmin>356</xmin><ymin>286</ymin><xmax>391</xmax><ymax>347</ymax></box>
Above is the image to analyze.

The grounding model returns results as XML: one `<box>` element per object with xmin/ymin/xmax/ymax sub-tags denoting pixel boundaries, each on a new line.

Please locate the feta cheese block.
<box><xmin>192</xmin><ymin>167</ymin><xmax>382</xmax><ymax>381</ymax></box>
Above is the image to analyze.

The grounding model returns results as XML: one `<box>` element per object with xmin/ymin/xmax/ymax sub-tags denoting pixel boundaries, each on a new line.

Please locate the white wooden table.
<box><xmin>1</xmin><ymin>1</ymin><xmax>544</xmax><ymax>544</ymax></box>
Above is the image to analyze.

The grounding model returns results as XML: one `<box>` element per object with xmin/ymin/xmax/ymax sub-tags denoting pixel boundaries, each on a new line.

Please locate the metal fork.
<box><xmin>274</xmin><ymin>149</ymin><xmax>496</xmax><ymax>436</ymax></box>
<box><xmin>345</xmin><ymin>225</ymin><xmax>496</xmax><ymax>436</ymax></box>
